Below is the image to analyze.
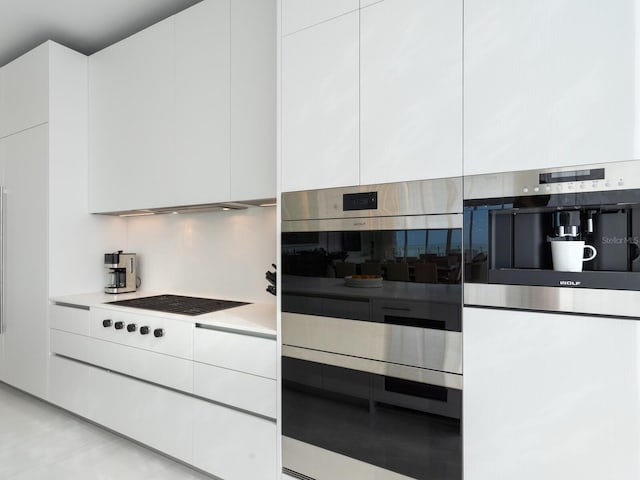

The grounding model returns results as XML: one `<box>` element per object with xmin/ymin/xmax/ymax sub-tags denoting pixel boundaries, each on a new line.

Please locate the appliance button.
<box><xmin>605</xmin><ymin>181</ymin><xmax>611</xmax><ymax>187</ymax></box>
<box><xmin>592</xmin><ymin>181</ymin><xmax>598</xmax><ymax>188</ymax></box>
<box><xmin>102</xmin><ymin>319</ymin><xmax>112</xmax><ymax>328</ymax></box>
<box><xmin>522</xmin><ymin>187</ymin><xmax>529</xmax><ymax>193</ymax></box>
<box><xmin>153</xmin><ymin>328</ymin><xmax>165</xmax><ymax>338</ymax></box>
<box><xmin>533</xmin><ymin>187</ymin><xmax>540</xmax><ymax>192</ymax></box>
<box><xmin>545</xmin><ymin>186</ymin><xmax>551</xmax><ymax>192</ymax></box>
<box><xmin>618</xmin><ymin>179</ymin><xmax>624</xmax><ymax>186</ymax></box>
<box><xmin>127</xmin><ymin>323</ymin><xmax>137</xmax><ymax>333</ymax></box>
<box><xmin>579</xmin><ymin>182</ymin><xmax>585</xmax><ymax>189</ymax></box>
<box><xmin>140</xmin><ymin>326</ymin><xmax>150</xmax><ymax>335</ymax></box>
<box><xmin>114</xmin><ymin>321</ymin><xmax>124</xmax><ymax>330</ymax></box>
<box><xmin>567</xmin><ymin>183</ymin><xmax>574</xmax><ymax>190</ymax></box>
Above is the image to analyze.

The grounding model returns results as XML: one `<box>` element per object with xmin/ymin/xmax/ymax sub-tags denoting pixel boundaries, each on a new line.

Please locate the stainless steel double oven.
<box><xmin>281</xmin><ymin>179</ymin><xmax>463</xmax><ymax>480</ymax></box>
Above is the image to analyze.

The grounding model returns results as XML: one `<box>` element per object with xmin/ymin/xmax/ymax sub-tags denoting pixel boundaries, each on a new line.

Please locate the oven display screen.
<box><xmin>343</xmin><ymin>192</ymin><xmax>378</xmax><ymax>211</ymax></box>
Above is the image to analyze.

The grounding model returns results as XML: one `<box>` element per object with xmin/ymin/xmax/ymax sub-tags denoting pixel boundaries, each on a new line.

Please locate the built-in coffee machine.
<box><xmin>464</xmin><ymin>160</ymin><xmax>640</xmax><ymax>315</ymax></box>
<box><xmin>104</xmin><ymin>251</ymin><xmax>137</xmax><ymax>294</ymax></box>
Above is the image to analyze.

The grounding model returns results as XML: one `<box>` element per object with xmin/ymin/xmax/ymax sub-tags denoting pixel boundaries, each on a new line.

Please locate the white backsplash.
<box><xmin>124</xmin><ymin>206</ymin><xmax>276</xmax><ymax>303</ymax></box>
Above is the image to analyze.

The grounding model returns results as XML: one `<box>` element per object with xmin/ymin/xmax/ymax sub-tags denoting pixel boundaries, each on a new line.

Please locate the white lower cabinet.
<box><xmin>192</xmin><ymin>398</ymin><xmax>277</xmax><ymax>480</ymax></box>
<box><xmin>88</xmin><ymin>366</ymin><xmax>194</xmax><ymax>463</ymax></box>
<box><xmin>464</xmin><ymin>307</ymin><xmax>640</xmax><ymax>480</ymax></box>
<box><xmin>49</xmin><ymin>354</ymin><xmax>90</xmax><ymax>417</ymax></box>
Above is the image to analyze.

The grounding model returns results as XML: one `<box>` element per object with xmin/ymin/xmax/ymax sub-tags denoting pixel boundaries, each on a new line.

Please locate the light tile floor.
<box><xmin>0</xmin><ymin>382</ymin><xmax>214</xmax><ymax>480</ymax></box>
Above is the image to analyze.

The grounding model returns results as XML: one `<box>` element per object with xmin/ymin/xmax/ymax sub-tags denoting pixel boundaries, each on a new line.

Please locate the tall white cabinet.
<box><xmin>281</xmin><ymin>0</ymin><xmax>463</xmax><ymax>192</ymax></box>
<box><xmin>464</xmin><ymin>0</ymin><xmax>640</xmax><ymax>175</ymax></box>
<box><xmin>89</xmin><ymin>0</ymin><xmax>276</xmax><ymax>213</ymax></box>
<box><xmin>0</xmin><ymin>42</ymin><xmax>124</xmax><ymax>399</ymax></box>
<box><xmin>464</xmin><ymin>307</ymin><xmax>640</xmax><ymax>480</ymax></box>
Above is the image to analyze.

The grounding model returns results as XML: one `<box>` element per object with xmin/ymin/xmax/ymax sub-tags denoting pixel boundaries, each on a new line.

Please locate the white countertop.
<box><xmin>51</xmin><ymin>291</ymin><xmax>277</xmax><ymax>338</ymax></box>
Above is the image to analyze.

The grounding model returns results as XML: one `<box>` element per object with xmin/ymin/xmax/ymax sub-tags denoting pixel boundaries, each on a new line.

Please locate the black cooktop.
<box><xmin>107</xmin><ymin>294</ymin><xmax>249</xmax><ymax>316</ymax></box>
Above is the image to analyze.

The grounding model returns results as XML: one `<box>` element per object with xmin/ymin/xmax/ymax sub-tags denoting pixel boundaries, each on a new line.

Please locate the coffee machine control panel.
<box><xmin>465</xmin><ymin>160</ymin><xmax>640</xmax><ymax>200</ymax></box>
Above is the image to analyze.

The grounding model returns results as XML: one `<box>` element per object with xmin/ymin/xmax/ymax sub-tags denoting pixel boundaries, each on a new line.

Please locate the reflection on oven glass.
<box><xmin>282</xmin><ymin>229</ymin><xmax>463</xmax><ymax>284</ymax></box>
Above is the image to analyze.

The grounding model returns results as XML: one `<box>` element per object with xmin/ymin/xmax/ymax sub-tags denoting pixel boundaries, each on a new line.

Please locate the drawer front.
<box><xmin>194</xmin><ymin>327</ymin><xmax>276</xmax><ymax>379</ymax></box>
<box><xmin>193</xmin><ymin>362</ymin><xmax>276</xmax><ymax>418</ymax></box>
<box><xmin>50</xmin><ymin>304</ymin><xmax>90</xmax><ymax>335</ymax></box>
<box><xmin>90</xmin><ymin>307</ymin><xmax>193</xmax><ymax>359</ymax></box>
<box><xmin>193</xmin><ymin>397</ymin><xmax>277</xmax><ymax>480</ymax></box>
<box><xmin>51</xmin><ymin>329</ymin><xmax>193</xmax><ymax>393</ymax></box>
<box><xmin>49</xmin><ymin>354</ymin><xmax>90</xmax><ymax>416</ymax></box>
<box><xmin>88</xmin><ymin>366</ymin><xmax>194</xmax><ymax>464</ymax></box>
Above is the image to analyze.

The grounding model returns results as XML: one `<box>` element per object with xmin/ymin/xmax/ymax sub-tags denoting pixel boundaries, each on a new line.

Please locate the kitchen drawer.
<box><xmin>193</xmin><ymin>362</ymin><xmax>276</xmax><ymax>418</ymax></box>
<box><xmin>90</xmin><ymin>307</ymin><xmax>193</xmax><ymax>359</ymax></box>
<box><xmin>48</xmin><ymin>354</ymin><xmax>90</xmax><ymax>416</ymax></box>
<box><xmin>50</xmin><ymin>304</ymin><xmax>90</xmax><ymax>335</ymax></box>
<box><xmin>194</xmin><ymin>327</ymin><xmax>276</xmax><ymax>379</ymax></box>
<box><xmin>51</xmin><ymin>329</ymin><xmax>193</xmax><ymax>393</ymax></box>
<box><xmin>192</xmin><ymin>397</ymin><xmax>277</xmax><ymax>480</ymax></box>
<box><xmin>88</xmin><ymin>366</ymin><xmax>194</xmax><ymax>464</ymax></box>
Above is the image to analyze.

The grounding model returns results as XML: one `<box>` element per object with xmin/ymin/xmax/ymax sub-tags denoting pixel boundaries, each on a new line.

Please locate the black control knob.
<box><xmin>140</xmin><ymin>326</ymin><xmax>150</xmax><ymax>335</ymax></box>
<box><xmin>102</xmin><ymin>319</ymin><xmax>112</xmax><ymax>328</ymax></box>
<box><xmin>153</xmin><ymin>328</ymin><xmax>165</xmax><ymax>338</ymax></box>
<box><xmin>114</xmin><ymin>321</ymin><xmax>124</xmax><ymax>330</ymax></box>
<box><xmin>127</xmin><ymin>323</ymin><xmax>137</xmax><ymax>333</ymax></box>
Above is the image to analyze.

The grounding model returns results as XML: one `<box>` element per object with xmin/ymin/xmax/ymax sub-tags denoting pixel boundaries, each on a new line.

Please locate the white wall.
<box><xmin>125</xmin><ymin>206</ymin><xmax>277</xmax><ymax>304</ymax></box>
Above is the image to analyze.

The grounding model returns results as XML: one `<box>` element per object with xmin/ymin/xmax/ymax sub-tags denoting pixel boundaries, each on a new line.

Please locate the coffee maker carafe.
<box><xmin>104</xmin><ymin>251</ymin><xmax>137</xmax><ymax>294</ymax></box>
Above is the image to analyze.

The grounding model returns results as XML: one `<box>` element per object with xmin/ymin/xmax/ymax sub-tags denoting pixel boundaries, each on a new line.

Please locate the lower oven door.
<box><xmin>282</xmin><ymin>347</ymin><xmax>462</xmax><ymax>480</ymax></box>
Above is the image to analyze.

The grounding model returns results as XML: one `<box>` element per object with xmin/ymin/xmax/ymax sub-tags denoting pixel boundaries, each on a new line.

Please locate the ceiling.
<box><xmin>0</xmin><ymin>0</ymin><xmax>203</xmax><ymax>67</ymax></box>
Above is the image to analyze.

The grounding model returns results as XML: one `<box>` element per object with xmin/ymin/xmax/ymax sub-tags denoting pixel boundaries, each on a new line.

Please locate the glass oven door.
<box><xmin>282</xmin><ymin>215</ymin><xmax>462</xmax><ymax>480</ymax></box>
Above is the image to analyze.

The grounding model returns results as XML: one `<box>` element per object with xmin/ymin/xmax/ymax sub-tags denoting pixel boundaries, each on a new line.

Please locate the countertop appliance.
<box><xmin>104</xmin><ymin>251</ymin><xmax>137</xmax><ymax>294</ymax></box>
<box><xmin>462</xmin><ymin>160</ymin><xmax>640</xmax><ymax>479</ymax></box>
<box><xmin>281</xmin><ymin>179</ymin><xmax>463</xmax><ymax>480</ymax></box>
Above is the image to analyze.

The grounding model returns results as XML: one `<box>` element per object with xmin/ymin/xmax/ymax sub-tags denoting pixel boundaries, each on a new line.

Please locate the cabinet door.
<box><xmin>89</xmin><ymin>18</ymin><xmax>175</xmax><ymax>212</ymax></box>
<box><xmin>464</xmin><ymin>0</ymin><xmax>639</xmax><ymax>175</ymax></box>
<box><xmin>193</xmin><ymin>397</ymin><xmax>277</xmax><ymax>480</ymax></box>
<box><xmin>0</xmin><ymin>42</ymin><xmax>49</xmax><ymax>138</ymax></box>
<box><xmin>281</xmin><ymin>0</ymin><xmax>358</xmax><ymax>35</ymax></box>
<box><xmin>0</xmin><ymin>125</ymin><xmax>49</xmax><ymax>398</ymax></box>
<box><xmin>230</xmin><ymin>0</ymin><xmax>276</xmax><ymax>201</ymax></box>
<box><xmin>175</xmin><ymin>0</ymin><xmax>231</xmax><ymax>206</ymax></box>
<box><xmin>282</xmin><ymin>11</ymin><xmax>359</xmax><ymax>192</ymax></box>
<box><xmin>360</xmin><ymin>0</ymin><xmax>462</xmax><ymax>184</ymax></box>
<box><xmin>464</xmin><ymin>307</ymin><xmax>640</xmax><ymax>480</ymax></box>
<box><xmin>88</xmin><ymin>367</ymin><xmax>193</xmax><ymax>463</ymax></box>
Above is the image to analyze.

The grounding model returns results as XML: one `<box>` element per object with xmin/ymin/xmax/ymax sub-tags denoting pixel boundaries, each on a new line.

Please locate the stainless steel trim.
<box><xmin>283</xmin><ymin>345</ymin><xmax>463</xmax><ymax>390</ymax></box>
<box><xmin>282</xmin><ymin>177</ymin><xmax>462</xmax><ymax>221</ymax></box>
<box><xmin>53</xmin><ymin>302</ymin><xmax>90</xmax><ymax>311</ymax></box>
<box><xmin>283</xmin><ymin>437</ymin><xmax>415</xmax><ymax>480</ymax></box>
<box><xmin>464</xmin><ymin>283</ymin><xmax>640</xmax><ymax>318</ymax></box>
<box><xmin>282</xmin><ymin>313</ymin><xmax>462</xmax><ymax>375</ymax></box>
<box><xmin>464</xmin><ymin>158</ymin><xmax>640</xmax><ymax>200</ymax></box>
<box><xmin>194</xmin><ymin>323</ymin><xmax>276</xmax><ymax>340</ymax></box>
<box><xmin>282</xmin><ymin>213</ymin><xmax>462</xmax><ymax>233</ymax></box>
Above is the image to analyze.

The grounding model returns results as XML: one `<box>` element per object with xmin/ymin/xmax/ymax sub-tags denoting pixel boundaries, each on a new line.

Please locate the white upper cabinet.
<box><xmin>89</xmin><ymin>16</ymin><xmax>175</xmax><ymax>212</ymax></box>
<box><xmin>282</xmin><ymin>10</ymin><xmax>359</xmax><ymax>192</ymax></box>
<box><xmin>360</xmin><ymin>0</ymin><xmax>462</xmax><ymax>185</ymax></box>
<box><xmin>0</xmin><ymin>43</ymin><xmax>49</xmax><ymax>138</ymax></box>
<box><xmin>281</xmin><ymin>0</ymin><xmax>358</xmax><ymax>35</ymax></box>
<box><xmin>176</xmin><ymin>0</ymin><xmax>230</xmax><ymax>205</ymax></box>
<box><xmin>89</xmin><ymin>0</ymin><xmax>276</xmax><ymax>213</ymax></box>
<box><xmin>464</xmin><ymin>0</ymin><xmax>640</xmax><ymax>175</ymax></box>
<box><xmin>230</xmin><ymin>0</ymin><xmax>276</xmax><ymax>201</ymax></box>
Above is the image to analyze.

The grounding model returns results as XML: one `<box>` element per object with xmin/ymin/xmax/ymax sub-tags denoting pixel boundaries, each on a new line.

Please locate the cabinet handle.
<box><xmin>0</xmin><ymin>187</ymin><xmax>5</xmax><ymax>335</ymax></box>
<box><xmin>381</xmin><ymin>306</ymin><xmax>411</xmax><ymax>312</ymax></box>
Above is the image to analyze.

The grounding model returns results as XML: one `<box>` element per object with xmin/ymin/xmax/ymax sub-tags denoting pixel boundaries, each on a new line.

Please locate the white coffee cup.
<box><xmin>551</xmin><ymin>240</ymin><xmax>597</xmax><ymax>272</ymax></box>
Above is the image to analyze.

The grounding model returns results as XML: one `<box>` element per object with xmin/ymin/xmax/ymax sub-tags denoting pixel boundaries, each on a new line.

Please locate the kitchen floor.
<box><xmin>0</xmin><ymin>382</ymin><xmax>214</xmax><ymax>480</ymax></box>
